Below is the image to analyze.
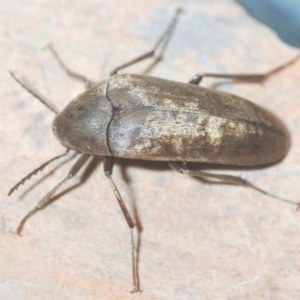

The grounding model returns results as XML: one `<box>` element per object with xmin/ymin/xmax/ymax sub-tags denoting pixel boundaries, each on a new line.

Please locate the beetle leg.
<box><xmin>16</xmin><ymin>154</ymin><xmax>90</xmax><ymax>235</ymax></box>
<box><xmin>190</xmin><ymin>53</ymin><xmax>300</xmax><ymax>84</ymax></box>
<box><xmin>110</xmin><ymin>8</ymin><xmax>182</xmax><ymax>76</ymax></box>
<box><xmin>103</xmin><ymin>157</ymin><xmax>142</xmax><ymax>292</ymax></box>
<box><xmin>45</xmin><ymin>44</ymin><xmax>95</xmax><ymax>89</ymax></box>
<box><xmin>103</xmin><ymin>157</ymin><xmax>135</xmax><ymax>228</ymax></box>
<box><xmin>169</xmin><ymin>162</ymin><xmax>298</xmax><ymax>206</ymax></box>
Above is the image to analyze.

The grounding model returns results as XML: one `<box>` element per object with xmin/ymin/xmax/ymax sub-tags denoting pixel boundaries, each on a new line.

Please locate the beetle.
<box><xmin>9</xmin><ymin>9</ymin><xmax>299</xmax><ymax>292</ymax></box>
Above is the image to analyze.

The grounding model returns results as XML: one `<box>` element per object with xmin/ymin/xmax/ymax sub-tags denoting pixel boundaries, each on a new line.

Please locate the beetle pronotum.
<box><xmin>9</xmin><ymin>9</ymin><xmax>299</xmax><ymax>292</ymax></box>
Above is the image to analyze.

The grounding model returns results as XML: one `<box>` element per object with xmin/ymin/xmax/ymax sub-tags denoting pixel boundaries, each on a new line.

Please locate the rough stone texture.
<box><xmin>1</xmin><ymin>0</ymin><xmax>300</xmax><ymax>299</ymax></box>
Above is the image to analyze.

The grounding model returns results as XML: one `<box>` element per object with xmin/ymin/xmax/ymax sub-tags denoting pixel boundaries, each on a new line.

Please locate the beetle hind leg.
<box><xmin>169</xmin><ymin>162</ymin><xmax>298</xmax><ymax>206</ymax></box>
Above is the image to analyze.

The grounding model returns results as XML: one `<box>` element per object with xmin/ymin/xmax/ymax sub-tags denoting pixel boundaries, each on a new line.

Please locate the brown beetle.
<box><xmin>9</xmin><ymin>9</ymin><xmax>299</xmax><ymax>292</ymax></box>
<box><xmin>53</xmin><ymin>73</ymin><xmax>289</xmax><ymax>166</ymax></box>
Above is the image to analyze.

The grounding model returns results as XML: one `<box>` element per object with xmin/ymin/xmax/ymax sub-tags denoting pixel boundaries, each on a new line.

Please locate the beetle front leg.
<box><xmin>103</xmin><ymin>157</ymin><xmax>141</xmax><ymax>293</ymax></box>
<box><xmin>16</xmin><ymin>154</ymin><xmax>90</xmax><ymax>235</ymax></box>
<box><xmin>169</xmin><ymin>162</ymin><xmax>298</xmax><ymax>206</ymax></box>
<box><xmin>46</xmin><ymin>44</ymin><xmax>95</xmax><ymax>89</ymax></box>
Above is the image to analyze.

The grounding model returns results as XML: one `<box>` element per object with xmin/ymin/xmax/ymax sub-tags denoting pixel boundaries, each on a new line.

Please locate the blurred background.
<box><xmin>237</xmin><ymin>0</ymin><xmax>300</xmax><ymax>48</ymax></box>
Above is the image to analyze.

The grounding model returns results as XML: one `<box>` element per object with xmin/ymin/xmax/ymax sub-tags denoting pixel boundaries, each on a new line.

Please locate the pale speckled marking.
<box><xmin>205</xmin><ymin>117</ymin><xmax>226</xmax><ymax>147</ymax></box>
<box><xmin>226</xmin><ymin>120</ymin><xmax>264</xmax><ymax>137</ymax></box>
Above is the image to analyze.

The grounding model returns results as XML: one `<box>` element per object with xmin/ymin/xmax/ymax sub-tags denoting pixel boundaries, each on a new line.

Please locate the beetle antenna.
<box><xmin>9</xmin><ymin>70</ymin><xmax>59</xmax><ymax>114</ymax></box>
<box><xmin>8</xmin><ymin>149</ymin><xmax>71</xmax><ymax>196</ymax></box>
